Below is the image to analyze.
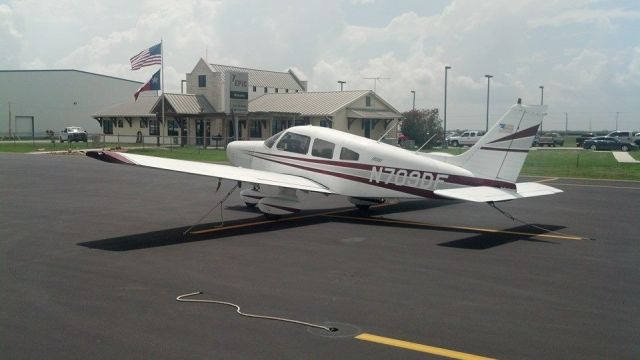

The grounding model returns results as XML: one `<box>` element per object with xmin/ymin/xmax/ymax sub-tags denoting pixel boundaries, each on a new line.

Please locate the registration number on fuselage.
<box><xmin>368</xmin><ymin>166</ymin><xmax>449</xmax><ymax>190</ymax></box>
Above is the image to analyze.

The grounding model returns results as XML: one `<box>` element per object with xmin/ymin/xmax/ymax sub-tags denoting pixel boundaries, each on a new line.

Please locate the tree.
<box><xmin>401</xmin><ymin>108</ymin><xmax>442</xmax><ymax>149</ymax></box>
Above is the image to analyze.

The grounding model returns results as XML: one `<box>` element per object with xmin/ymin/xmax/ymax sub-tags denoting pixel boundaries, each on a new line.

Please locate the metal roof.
<box><xmin>155</xmin><ymin>94</ymin><xmax>217</xmax><ymax>114</ymax></box>
<box><xmin>0</xmin><ymin>69</ymin><xmax>143</xmax><ymax>84</ymax></box>
<box><xmin>208</xmin><ymin>63</ymin><xmax>304</xmax><ymax>91</ymax></box>
<box><xmin>249</xmin><ymin>90</ymin><xmax>401</xmax><ymax>117</ymax></box>
<box><xmin>92</xmin><ymin>96</ymin><xmax>159</xmax><ymax>118</ymax></box>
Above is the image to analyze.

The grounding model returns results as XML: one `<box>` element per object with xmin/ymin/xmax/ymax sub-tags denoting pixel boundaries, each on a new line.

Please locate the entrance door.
<box><xmin>196</xmin><ymin>119</ymin><xmax>204</xmax><ymax>145</ymax></box>
<box><xmin>364</xmin><ymin>119</ymin><xmax>371</xmax><ymax>138</ymax></box>
<box><xmin>205</xmin><ymin>120</ymin><xmax>211</xmax><ymax>146</ymax></box>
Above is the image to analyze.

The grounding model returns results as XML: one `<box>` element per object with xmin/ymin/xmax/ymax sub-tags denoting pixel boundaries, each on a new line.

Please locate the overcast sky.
<box><xmin>1</xmin><ymin>0</ymin><xmax>639</xmax><ymax>130</ymax></box>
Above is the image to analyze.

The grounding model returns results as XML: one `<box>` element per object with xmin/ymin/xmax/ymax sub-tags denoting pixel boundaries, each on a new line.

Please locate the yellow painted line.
<box><xmin>548</xmin><ymin>182</ymin><xmax>640</xmax><ymax>190</ymax></box>
<box><xmin>535</xmin><ymin>177</ymin><xmax>559</xmax><ymax>183</ymax></box>
<box><xmin>326</xmin><ymin>214</ymin><xmax>584</xmax><ymax>241</ymax></box>
<box><xmin>355</xmin><ymin>333</ymin><xmax>496</xmax><ymax>360</ymax></box>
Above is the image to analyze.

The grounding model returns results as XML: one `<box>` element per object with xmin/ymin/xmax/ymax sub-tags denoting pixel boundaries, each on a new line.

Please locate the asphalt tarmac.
<box><xmin>1</xmin><ymin>153</ymin><xmax>639</xmax><ymax>359</ymax></box>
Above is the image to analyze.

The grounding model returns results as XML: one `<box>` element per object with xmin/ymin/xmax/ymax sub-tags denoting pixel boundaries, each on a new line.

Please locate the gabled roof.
<box><xmin>152</xmin><ymin>94</ymin><xmax>216</xmax><ymax>114</ymax></box>
<box><xmin>248</xmin><ymin>90</ymin><xmax>401</xmax><ymax>117</ymax></box>
<box><xmin>208</xmin><ymin>63</ymin><xmax>304</xmax><ymax>91</ymax></box>
<box><xmin>93</xmin><ymin>96</ymin><xmax>159</xmax><ymax>118</ymax></box>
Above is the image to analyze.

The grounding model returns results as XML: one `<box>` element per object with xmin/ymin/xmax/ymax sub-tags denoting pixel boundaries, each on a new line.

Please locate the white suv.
<box><xmin>448</xmin><ymin>130</ymin><xmax>485</xmax><ymax>147</ymax></box>
<box><xmin>59</xmin><ymin>127</ymin><xmax>88</xmax><ymax>143</ymax></box>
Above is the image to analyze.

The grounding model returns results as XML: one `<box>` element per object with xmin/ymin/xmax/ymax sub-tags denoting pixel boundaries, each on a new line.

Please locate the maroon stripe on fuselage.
<box><xmin>250</xmin><ymin>153</ymin><xmax>439</xmax><ymax>198</ymax></box>
<box><xmin>250</xmin><ymin>151</ymin><xmax>516</xmax><ymax>190</ymax></box>
<box><xmin>487</xmin><ymin>124</ymin><xmax>539</xmax><ymax>144</ymax></box>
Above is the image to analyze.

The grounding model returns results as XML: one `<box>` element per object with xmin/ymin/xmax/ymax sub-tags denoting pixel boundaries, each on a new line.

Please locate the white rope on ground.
<box><xmin>176</xmin><ymin>292</ymin><xmax>335</xmax><ymax>332</ymax></box>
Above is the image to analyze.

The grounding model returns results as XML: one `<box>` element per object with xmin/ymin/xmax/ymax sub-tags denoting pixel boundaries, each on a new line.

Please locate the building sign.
<box><xmin>225</xmin><ymin>71</ymin><xmax>248</xmax><ymax>114</ymax></box>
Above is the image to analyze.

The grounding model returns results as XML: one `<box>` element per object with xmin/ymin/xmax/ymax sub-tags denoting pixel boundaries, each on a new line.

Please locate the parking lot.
<box><xmin>1</xmin><ymin>153</ymin><xmax>639</xmax><ymax>359</ymax></box>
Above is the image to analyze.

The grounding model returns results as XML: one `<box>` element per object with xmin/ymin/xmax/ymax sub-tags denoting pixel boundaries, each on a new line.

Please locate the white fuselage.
<box><xmin>226</xmin><ymin>126</ymin><xmax>498</xmax><ymax>199</ymax></box>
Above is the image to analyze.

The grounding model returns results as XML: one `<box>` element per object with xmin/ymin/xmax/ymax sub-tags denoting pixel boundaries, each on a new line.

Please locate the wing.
<box><xmin>434</xmin><ymin>182</ymin><xmax>562</xmax><ymax>202</ymax></box>
<box><xmin>86</xmin><ymin>151</ymin><xmax>333</xmax><ymax>194</ymax></box>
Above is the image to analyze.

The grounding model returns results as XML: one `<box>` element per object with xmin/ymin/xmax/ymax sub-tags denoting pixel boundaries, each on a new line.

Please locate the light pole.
<box><xmin>539</xmin><ymin>85</ymin><xmax>544</xmax><ymax>105</ymax></box>
<box><xmin>615</xmin><ymin>111</ymin><xmax>619</xmax><ymax>130</ymax></box>
<box><xmin>338</xmin><ymin>80</ymin><xmax>346</xmax><ymax>91</ymax></box>
<box><xmin>410</xmin><ymin>90</ymin><xmax>416</xmax><ymax>111</ymax></box>
<box><xmin>485</xmin><ymin>74</ymin><xmax>493</xmax><ymax>132</ymax></box>
<box><xmin>444</xmin><ymin>65</ymin><xmax>451</xmax><ymax>148</ymax></box>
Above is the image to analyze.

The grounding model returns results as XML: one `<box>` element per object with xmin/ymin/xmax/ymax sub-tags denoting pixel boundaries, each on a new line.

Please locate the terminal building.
<box><xmin>93</xmin><ymin>59</ymin><xmax>402</xmax><ymax>145</ymax></box>
<box><xmin>0</xmin><ymin>70</ymin><xmax>142</xmax><ymax>137</ymax></box>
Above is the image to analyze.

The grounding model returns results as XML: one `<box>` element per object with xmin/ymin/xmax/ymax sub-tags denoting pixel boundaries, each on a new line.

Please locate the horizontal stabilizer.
<box><xmin>434</xmin><ymin>182</ymin><xmax>562</xmax><ymax>202</ymax></box>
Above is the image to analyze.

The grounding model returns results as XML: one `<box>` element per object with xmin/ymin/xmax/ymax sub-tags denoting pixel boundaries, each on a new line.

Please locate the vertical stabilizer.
<box><xmin>445</xmin><ymin>103</ymin><xmax>546</xmax><ymax>183</ymax></box>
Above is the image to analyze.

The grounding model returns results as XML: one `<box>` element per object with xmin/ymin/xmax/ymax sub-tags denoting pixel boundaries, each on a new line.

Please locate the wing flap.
<box><xmin>434</xmin><ymin>182</ymin><xmax>562</xmax><ymax>202</ymax></box>
<box><xmin>86</xmin><ymin>151</ymin><xmax>333</xmax><ymax>194</ymax></box>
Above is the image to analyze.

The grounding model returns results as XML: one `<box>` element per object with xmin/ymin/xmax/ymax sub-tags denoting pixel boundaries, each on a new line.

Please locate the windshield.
<box><xmin>264</xmin><ymin>131</ymin><xmax>284</xmax><ymax>148</ymax></box>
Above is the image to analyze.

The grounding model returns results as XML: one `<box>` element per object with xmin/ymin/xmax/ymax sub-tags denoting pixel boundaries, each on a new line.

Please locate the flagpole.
<box><xmin>160</xmin><ymin>38</ymin><xmax>164</xmax><ymax>147</ymax></box>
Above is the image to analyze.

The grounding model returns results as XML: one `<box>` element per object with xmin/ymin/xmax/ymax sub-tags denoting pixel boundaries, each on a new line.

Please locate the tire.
<box><xmin>451</xmin><ymin>141</ymin><xmax>459</xmax><ymax>147</ymax></box>
<box><xmin>590</xmin><ymin>145</ymin><xmax>597</xmax><ymax>151</ymax></box>
<box><xmin>60</xmin><ymin>137</ymin><xmax>64</xmax><ymax>143</ymax></box>
<box><xmin>356</xmin><ymin>204</ymin><xmax>371</xmax><ymax>211</ymax></box>
<box><xmin>621</xmin><ymin>145</ymin><xmax>629</xmax><ymax>152</ymax></box>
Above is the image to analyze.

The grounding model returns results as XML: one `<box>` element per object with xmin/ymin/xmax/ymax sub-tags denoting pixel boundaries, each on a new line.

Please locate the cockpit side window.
<box><xmin>311</xmin><ymin>138</ymin><xmax>335</xmax><ymax>159</ymax></box>
<box><xmin>276</xmin><ymin>132</ymin><xmax>311</xmax><ymax>154</ymax></box>
<box><xmin>264</xmin><ymin>131</ymin><xmax>284</xmax><ymax>148</ymax></box>
<box><xmin>339</xmin><ymin>147</ymin><xmax>359</xmax><ymax>161</ymax></box>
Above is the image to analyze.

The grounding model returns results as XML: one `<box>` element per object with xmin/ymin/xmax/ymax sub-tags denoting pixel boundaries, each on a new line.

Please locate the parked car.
<box><xmin>606</xmin><ymin>130</ymin><xmax>635</xmax><ymax>144</ymax></box>
<box><xmin>582</xmin><ymin>136</ymin><xmax>638</xmax><ymax>151</ymax></box>
<box><xmin>635</xmin><ymin>132</ymin><xmax>640</xmax><ymax>146</ymax></box>
<box><xmin>536</xmin><ymin>132</ymin><xmax>564</xmax><ymax>147</ymax></box>
<box><xmin>59</xmin><ymin>127</ymin><xmax>88</xmax><ymax>143</ymax></box>
<box><xmin>576</xmin><ymin>132</ymin><xmax>595</xmax><ymax>147</ymax></box>
<box><xmin>448</xmin><ymin>130</ymin><xmax>485</xmax><ymax>147</ymax></box>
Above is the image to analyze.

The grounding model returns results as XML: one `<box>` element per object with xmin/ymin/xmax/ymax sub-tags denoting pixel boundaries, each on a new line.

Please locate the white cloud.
<box><xmin>2</xmin><ymin>0</ymin><xmax>638</xmax><ymax>130</ymax></box>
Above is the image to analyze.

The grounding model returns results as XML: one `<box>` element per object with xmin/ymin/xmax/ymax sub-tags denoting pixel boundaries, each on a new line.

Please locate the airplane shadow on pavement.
<box><xmin>77</xmin><ymin>200</ymin><xmax>565</xmax><ymax>252</ymax></box>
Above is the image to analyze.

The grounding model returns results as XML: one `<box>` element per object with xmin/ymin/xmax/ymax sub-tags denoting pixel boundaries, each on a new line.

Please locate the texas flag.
<box><xmin>134</xmin><ymin>70</ymin><xmax>161</xmax><ymax>101</ymax></box>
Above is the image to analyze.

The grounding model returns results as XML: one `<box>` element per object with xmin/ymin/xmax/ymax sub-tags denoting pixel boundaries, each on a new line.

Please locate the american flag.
<box><xmin>130</xmin><ymin>43</ymin><xmax>162</xmax><ymax>70</ymax></box>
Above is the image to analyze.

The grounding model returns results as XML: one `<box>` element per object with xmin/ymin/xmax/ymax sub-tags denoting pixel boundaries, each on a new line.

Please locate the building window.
<box><xmin>275</xmin><ymin>88</ymin><xmax>279</xmax><ymax>93</ymax></box>
<box><xmin>253</xmin><ymin>86</ymin><xmax>257</xmax><ymax>92</ymax></box>
<box><xmin>312</xmin><ymin>138</ymin><xmax>335</xmax><ymax>159</ymax></box>
<box><xmin>149</xmin><ymin>119</ymin><xmax>159</xmax><ymax>135</ymax></box>
<box><xmin>264</xmin><ymin>87</ymin><xmax>268</xmax><ymax>93</ymax></box>
<box><xmin>198</xmin><ymin>75</ymin><xmax>206</xmax><ymax>87</ymax></box>
<box><xmin>104</xmin><ymin>120</ymin><xmax>113</xmax><ymax>135</ymax></box>
<box><xmin>140</xmin><ymin>118</ymin><xmax>148</xmax><ymax>128</ymax></box>
<box><xmin>319</xmin><ymin>119</ymin><xmax>332</xmax><ymax>128</ymax></box>
<box><xmin>285</xmin><ymin>89</ymin><xmax>289</xmax><ymax>93</ymax></box>
<box><xmin>365</xmin><ymin>96</ymin><xmax>371</xmax><ymax>107</ymax></box>
<box><xmin>250</xmin><ymin>120</ymin><xmax>263</xmax><ymax>138</ymax></box>
<box><xmin>168</xmin><ymin>120</ymin><xmax>179</xmax><ymax>136</ymax></box>
<box><xmin>117</xmin><ymin>119</ymin><xmax>123</xmax><ymax>128</ymax></box>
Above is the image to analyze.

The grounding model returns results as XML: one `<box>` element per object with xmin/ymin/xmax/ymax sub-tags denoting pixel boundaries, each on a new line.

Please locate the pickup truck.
<box><xmin>59</xmin><ymin>127</ymin><xmax>88</xmax><ymax>143</ymax></box>
<box><xmin>448</xmin><ymin>130</ymin><xmax>485</xmax><ymax>147</ymax></box>
<box><xmin>535</xmin><ymin>132</ymin><xmax>564</xmax><ymax>147</ymax></box>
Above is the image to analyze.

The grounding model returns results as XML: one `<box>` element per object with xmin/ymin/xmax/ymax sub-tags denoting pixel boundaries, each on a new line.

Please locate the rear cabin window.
<box><xmin>340</xmin><ymin>147</ymin><xmax>359</xmax><ymax>161</ymax></box>
<box><xmin>276</xmin><ymin>132</ymin><xmax>311</xmax><ymax>154</ymax></box>
<box><xmin>264</xmin><ymin>131</ymin><xmax>283</xmax><ymax>148</ymax></box>
<box><xmin>311</xmin><ymin>138</ymin><xmax>335</xmax><ymax>159</ymax></box>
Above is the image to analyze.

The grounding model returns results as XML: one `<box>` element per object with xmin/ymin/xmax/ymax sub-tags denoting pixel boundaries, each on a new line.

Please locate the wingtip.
<box><xmin>86</xmin><ymin>150</ymin><xmax>135</xmax><ymax>164</ymax></box>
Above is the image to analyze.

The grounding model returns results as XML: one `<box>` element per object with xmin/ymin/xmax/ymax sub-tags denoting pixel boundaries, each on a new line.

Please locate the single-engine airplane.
<box><xmin>87</xmin><ymin>100</ymin><xmax>561</xmax><ymax>218</ymax></box>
